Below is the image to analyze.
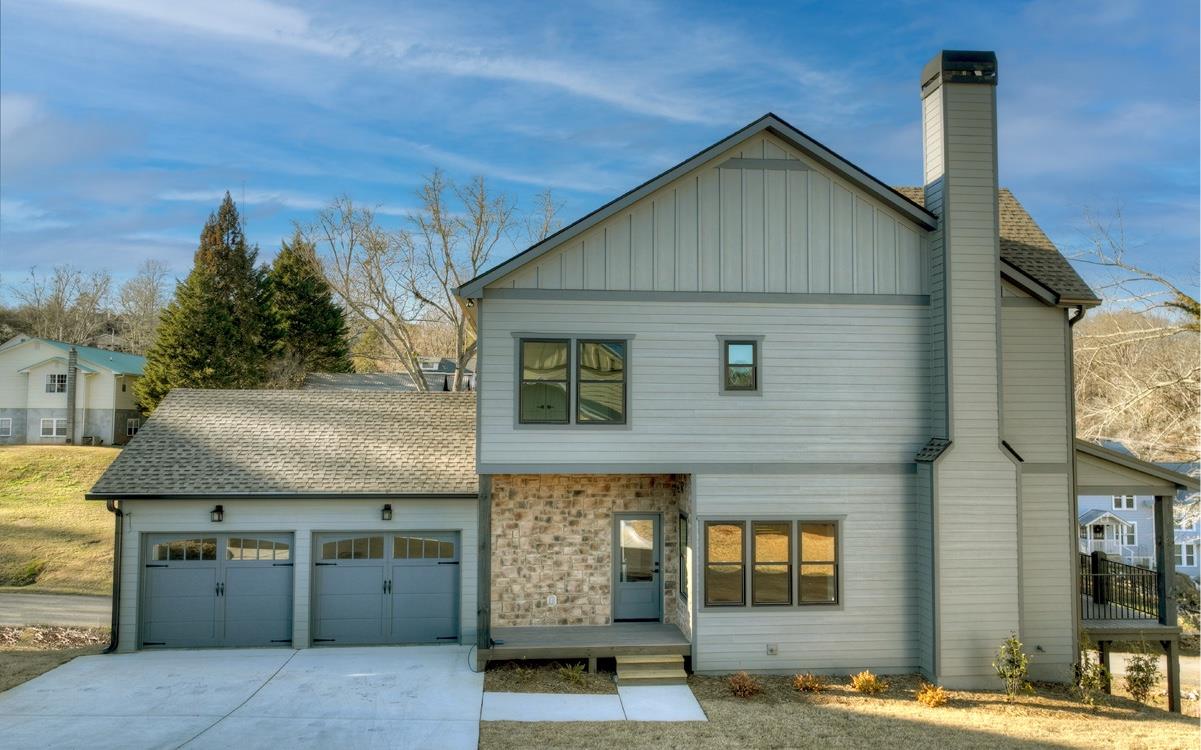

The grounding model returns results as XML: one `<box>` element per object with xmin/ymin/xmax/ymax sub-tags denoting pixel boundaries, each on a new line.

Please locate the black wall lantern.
<box><xmin>210</xmin><ymin>504</ymin><xmax>224</xmax><ymax>523</ymax></box>
<box><xmin>381</xmin><ymin>503</ymin><xmax>393</xmax><ymax>521</ymax></box>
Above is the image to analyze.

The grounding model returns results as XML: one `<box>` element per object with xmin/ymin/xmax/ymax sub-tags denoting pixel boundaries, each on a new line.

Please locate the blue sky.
<box><xmin>1</xmin><ymin>0</ymin><xmax>1197</xmax><ymax>294</ymax></box>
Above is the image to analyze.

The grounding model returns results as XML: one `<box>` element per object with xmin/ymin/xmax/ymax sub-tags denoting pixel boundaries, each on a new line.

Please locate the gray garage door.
<box><xmin>312</xmin><ymin>532</ymin><xmax>459</xmax><ymax>645</ymax></box>
<box><xmin>141</xmin><ymin>534</ymin><xmax>293</xmax><ymax>648</ymax></box>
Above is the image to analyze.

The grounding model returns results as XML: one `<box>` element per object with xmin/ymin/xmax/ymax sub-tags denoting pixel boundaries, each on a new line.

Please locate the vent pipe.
<box><xmin>65</xmin><ymin>347</ymin><xmax>78</xmax><ymax>444</ymax></box>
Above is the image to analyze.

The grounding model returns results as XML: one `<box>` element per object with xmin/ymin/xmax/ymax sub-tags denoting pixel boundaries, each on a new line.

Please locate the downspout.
<box><xmin>102</xmin><ymin>499</ymin><xmax>123</xmax><ymax>653</ymax></box>
<box><xmin>65</xmin><ymin>348</ymin><xmax>78</xmax><ymax>444</ymax></box>
<box><xmin>1066</xmin><ymin>304</ymin><xmax>1085</xmax><ymax>659</ymax></box>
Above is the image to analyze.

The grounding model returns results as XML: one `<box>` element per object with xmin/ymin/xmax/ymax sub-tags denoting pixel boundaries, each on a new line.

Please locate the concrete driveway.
<box><xmin>0</xmin><ymin>646</ymin><xmax>484</xmax><ymax>750</ymax></box>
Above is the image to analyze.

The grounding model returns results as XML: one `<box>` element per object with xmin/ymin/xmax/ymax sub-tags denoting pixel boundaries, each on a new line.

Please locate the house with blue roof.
<box><xmin>0</xmin><ymin>334</ymin><xmax>145</xmax><ymax>445</ymax></box>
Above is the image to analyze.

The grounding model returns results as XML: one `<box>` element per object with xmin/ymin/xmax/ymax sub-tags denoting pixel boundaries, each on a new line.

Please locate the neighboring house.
<box><xmin>86</xmin><ymin>50</ymin><xmax>1198</xmax><ymax>709</ymax></box>
<box><xmin>0</xmin><ymin>335</ymin><xmax>145</xmax><ymax>445</ymax></box>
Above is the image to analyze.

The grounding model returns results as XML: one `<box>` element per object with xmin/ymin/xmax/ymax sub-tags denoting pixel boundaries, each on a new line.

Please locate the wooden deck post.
<box><xmin>1097</xmin><ymin>640</ymin><xmax>1111</xmax><ymax>694</ymax></box>
<box><xmin>477</xmin><ymin>475</ymin><xmax>493</xmax><ymax>668</ymax></box>
<box><xmin>1154</xmin><ymin>496</ymin><xmax>1181</xmax><ymax>713</ymax></box>
<box><xmin>1162</xmin><ymin>639</ymin><xmax>1180</xmax><ymax>713</ymax></box>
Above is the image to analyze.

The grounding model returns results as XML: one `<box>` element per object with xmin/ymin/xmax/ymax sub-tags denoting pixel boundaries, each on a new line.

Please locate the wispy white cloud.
<box><xmin>159</xmin><ymin>188</ymin><xmax>411</xmax><ymax>217</ymax></box>
<box><xmin>0</xmin><ymin>199</ymin><xmax>70</xmax><ymax>232</ymax></box>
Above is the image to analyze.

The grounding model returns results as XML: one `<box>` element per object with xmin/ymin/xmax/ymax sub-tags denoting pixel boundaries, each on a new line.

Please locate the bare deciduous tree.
<box><xmin>310</xmin><ymin>172</ymin><xmax>558</xmax><ymax>391</ymax></box>
<box><xmin>118</xmin><ymin>259</ymin><xmax>171</xmax><ymax>354</ymax></box>
<box><xmin>9</xmin><ymin>265</ymin><xmax>113</xmax><ymax>345</ymax></box>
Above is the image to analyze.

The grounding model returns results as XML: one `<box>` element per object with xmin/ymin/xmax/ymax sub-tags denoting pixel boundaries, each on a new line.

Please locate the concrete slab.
<box><xmin>236</xmin><ymin>646</ymin><xmax>483</xmax><ymax>721</ymax></box>
<box><xmin>482</xmin><ymin>692</ymin><xmax>626</xmax><ymax>722</ymax></box>
<box><xmin>0</xmin><ymin>714</ymin><xmax>218</xmax><ymax>750</ymax></box>
<box><xmin>183</xmin><ymin>716</ymin><xmax>480</xmax><ymax>750</ymax></box>
<box><xmin>0</xmin><ymin>649</ymin><xmax>293</xmax><ymax>717</ymax></box>
<box><xmin>618</xmin><ymin>685</ymin><xmax>708</xmax><ymax>721</ymax></box>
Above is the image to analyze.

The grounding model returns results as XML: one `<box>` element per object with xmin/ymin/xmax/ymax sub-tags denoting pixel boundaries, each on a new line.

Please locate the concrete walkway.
<box><xmin>0</xmin><ymin>592</ymin><xmax>111</xmax><ymax>627</ymax></box>
<box><xmin>482</xmin><ymin>684</ymin><xmax>707</xmax><ymax>722</ymax></box>
<box><xmin>0</xmin><ymin>646</ymin><xmax>484</xmax><ymax>749</ymax></box>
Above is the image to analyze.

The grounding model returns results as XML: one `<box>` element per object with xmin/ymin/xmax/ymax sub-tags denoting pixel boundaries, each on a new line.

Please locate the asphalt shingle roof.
<box><xmin>892</xmin><ymin>187</ymin><xmax>1099</xmax><ymax>305</ymax></box>
<box><xmin>88</xmin><ymin>389</ymin><xmax>477</xmax><ymax>498</ymax></box>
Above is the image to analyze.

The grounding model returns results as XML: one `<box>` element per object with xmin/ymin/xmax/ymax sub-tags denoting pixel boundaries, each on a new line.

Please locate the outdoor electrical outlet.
<box><xmin>766</xmin><ymin>643</ymin><xmax>778</xmax><ymax>656</ymax></box>
<box><xmin>547</xmin><ymin>594</ymin><xmax>557</xmax><ymax>606</ymax></box>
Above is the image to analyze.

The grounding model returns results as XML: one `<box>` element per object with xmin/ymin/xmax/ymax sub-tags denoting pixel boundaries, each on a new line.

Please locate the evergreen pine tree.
<box><xmin>266</xmin><ymin>230</ymin><xmax>353</xmax><ymax>382</ymax></box>
<box><xmin>136</xmin><ymin>193</ymin><xmax>271</xmax><ymax>411</ymax></box>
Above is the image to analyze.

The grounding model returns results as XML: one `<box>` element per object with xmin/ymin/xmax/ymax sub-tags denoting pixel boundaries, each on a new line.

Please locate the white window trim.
<box><xmin>40</xmin><ymin>418</ymin><xmax>67</xmax><ymax>437</ymax></box>
<box><xmin>1112</xmin><ymin>494</ymin><xmax>1135</xmax><ymax>510</ymax></box>
<box><xmin>45</xmin><ymin>373</ymin><xmax>67</xmax><ymax>393</ymax></box>
<box><xmin>0</xmin><ymin>417</ymin><xmax>10</xmax><ymax>437</ymax></box>
<box><xmin>1123</xmin><ymin>521</ymin><xmax>1137</xmax><ymax>547</ymax></box>
<box><xmin>1178</xmin><ymin>543</ymin><xmax>1197</xmax><ymax>568</ymax></box>
<box><xmin>126</xmin><ymin>418</ymin><xmax>140</xmax><ymax>437</ymax></box>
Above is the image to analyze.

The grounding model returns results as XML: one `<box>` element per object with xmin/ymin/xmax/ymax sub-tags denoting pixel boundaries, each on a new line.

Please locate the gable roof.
<box><xmin>894</xmin><ymin>187</ymin><xmax>1099</xmax><ymax>307</ymax></box>
<box><xmin>17</xmin><ymin>356</ymin><xmax>99</xmax><ymax>375</ymax></box>
<box><xmin>303</xmin><ymin>371</ymin><xmax>475</xmax><ymax>392</ymax></box>
<box><xmin>1</xmin><ymin>335</ymin><xmax>146</xmax><ymax>375</ymax></box>
<box><xmin>1078</xmin><ymin>508</ymin><xmax>1132</xmax><ymax>527</ymax></box>
<box><xmin>458</xmin><ymin>113</ymin><xmax>938</xmax><ymax>298</ymax></box>
<box><xmin>87</xmin><ymin>389</ymin><xmax>478</xmax><ymax>499</ymax></box>
<box><xmin>1076</xmin><ymin>439</ymin><xmax>1200</xmax><ymax>493</ymax></box>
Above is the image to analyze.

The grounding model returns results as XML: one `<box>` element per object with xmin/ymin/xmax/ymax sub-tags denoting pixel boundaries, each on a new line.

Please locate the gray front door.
<box><xmin>312</xmin><ymin>532</ymin><xmax>460</xmax><ymax>645</ymax></box>
<box><xmin>613</xmin><ymin>514</ymin><xmax>662</xmax><ymax>621</ymax></box>
<box><xmin>141</xmin><ymin>534</ymin><xmax>293</xmax><ymax>649</ymax></box>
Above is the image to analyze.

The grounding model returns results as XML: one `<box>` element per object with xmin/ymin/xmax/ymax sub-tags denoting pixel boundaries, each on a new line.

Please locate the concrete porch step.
<box><xmin>616</xmin><ymin>654</ymin><xmax>687</xmax><ymax>685</ymax></box>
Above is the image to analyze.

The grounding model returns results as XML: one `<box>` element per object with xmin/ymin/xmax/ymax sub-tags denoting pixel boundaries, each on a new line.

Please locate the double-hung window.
<box><xmin>0</xmin><ymin>418</ymin><xmax>10</xmax><ymax>437</ymax></box>
<box><xmin>1177</xmin><ymin>543</ymin><xmax>1197</xmax><ymax>568</ymax></box>
<box><xmin>1122</xmin><ymin>523</ymin><xmax>1137</xmax><ymax>547</ymax></box>
<box><xmin>1113</xmin><ymin>495</ymin><xmax>1135</xmax><ymax>510</ymax></box>
<box><xmin>126</xmin><ymin>418</ymin><xmax>140</xmax><ymax>437</ymax></box>
<box><xmin>45</xmin><ymin>374</ymin><xmax>67</xmax><ymax>393</ymax></box>
<box><xmin>718</xmin><ymin>336</ymin><xmax>762</xmax><ymax>394</ymax></box>
<box><xmin>703</xmin><ymin>519</ymin><xmax>839</xmax><ymax>608</ymax></box>
<box><xmin>517</xmin><ymin>337</ymin><xmax>627</xmax><ymax>426</ymax></box>
<box><xmin>40</xmin><ymin>418</ymin><xmax>67</xmax><ymax>437</ymax></box>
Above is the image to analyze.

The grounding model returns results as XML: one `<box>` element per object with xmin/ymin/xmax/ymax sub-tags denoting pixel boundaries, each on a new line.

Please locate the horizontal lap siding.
<box><xmin>692</xmin><ymin>473</ymin><xmax>918</xmax><ymax>673</ymax></box>
<box><xmin>492</xmin><ymin>133</ymin><xmax>928</xmax><ymax>296</ymax></box>
<box><xmin>116</xmin><ymin>498</ymin><xmax>477</xmax><ymax>651</ymax></box>
<box><xmin>482</xmin><ymin>299</ymin><xmax>929</xmax><ymax>465</ymax></box>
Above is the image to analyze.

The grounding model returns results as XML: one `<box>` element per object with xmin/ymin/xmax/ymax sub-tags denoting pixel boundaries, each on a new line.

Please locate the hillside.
<box><xmin>0</xmin><ymin>446</ymin><xmax>119</xmax><ymax>595</ymax></box>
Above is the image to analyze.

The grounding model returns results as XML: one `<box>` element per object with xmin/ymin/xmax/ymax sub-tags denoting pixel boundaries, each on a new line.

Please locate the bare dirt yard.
<box><xmin>0</xmin><ymin>625</ymin><xmax>108</xmax><ymax>693</ymax></box>
<box><xmin>0</xmin><ymin>446</ymin><xmax>118</xmax><ymax>595</ymax></box>
<box><xmin>479</xmin><ymin>673</ymin><xmax>1200</xmax><ymax>750</ymax></box>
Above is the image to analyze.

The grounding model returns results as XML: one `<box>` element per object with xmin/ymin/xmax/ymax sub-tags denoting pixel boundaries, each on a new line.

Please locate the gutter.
<box><xmin>102</xmin><ymin>499</ymin><xmax>122</xmax><ymax>654</ymax></box>
<box><xmin>84</xmin><ymin>491</ymin><xmax>480</xmax><ymax>501</ymax></box>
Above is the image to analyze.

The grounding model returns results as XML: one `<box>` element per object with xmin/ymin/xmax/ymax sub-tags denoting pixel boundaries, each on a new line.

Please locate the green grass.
<box><xmin>0</xmin><ymin>446</ymin><xmax>119</xmax><ymax>595</ymax></box>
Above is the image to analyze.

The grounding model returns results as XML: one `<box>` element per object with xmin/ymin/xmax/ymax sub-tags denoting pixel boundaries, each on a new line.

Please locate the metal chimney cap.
<box><xmin>921</xmin><ymin>50</ymin><xmax>998</xmax><ymax>95</ymax></box>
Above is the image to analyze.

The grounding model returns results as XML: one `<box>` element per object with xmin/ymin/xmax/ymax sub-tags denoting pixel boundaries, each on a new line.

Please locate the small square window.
<box><xmin>45</xmin><ymin>374</ymin><xmax>67</xmax><ymax>393</ymax></box>
<box><xmin>718</xmin><ymin>337</ymin><xmax>762</xmax><ymax>394</ymax></box>
<box><xmin>519</xmin><ymin>339</ymin><xmax>570</xmax><ymax>424</ymax></box>
<box><xmin>0</xmin><ymin>418</ymin><xmax>10</xmax><ymax>437</ymax></box>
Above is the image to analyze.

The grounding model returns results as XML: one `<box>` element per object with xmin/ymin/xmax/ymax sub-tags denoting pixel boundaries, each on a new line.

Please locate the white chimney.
<box><xmin>920</xmin><ymin>50</ymin><xmax>1020</xmax><ymax>688</ymax></box>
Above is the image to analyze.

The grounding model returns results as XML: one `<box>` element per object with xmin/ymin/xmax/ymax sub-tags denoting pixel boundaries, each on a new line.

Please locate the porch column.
<box><xmin>1155</xmin><ymin>494</ymin><xmax>1181</xmax><ymax>713</ymax></box>
<box><xmin>1162</xmin><ymin>639</ymin><xmax>1180</xmax><ymax>713</ymax></box>
<box><xmin>477</xmin><ymin>475</ymin><xmax>492</xmax><ymax>657</ymax></box>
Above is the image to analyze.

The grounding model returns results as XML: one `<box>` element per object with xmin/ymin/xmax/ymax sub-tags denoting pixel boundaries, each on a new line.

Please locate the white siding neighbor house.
<box><xmin>0</xmin><ymin>335</ymin><xmax>145</xmax><ymax>445</ymax></box>
<box><xmin>88</xmin><ymin>49</ymin><xmax>1199</xmax><ymax>711</ymax></box>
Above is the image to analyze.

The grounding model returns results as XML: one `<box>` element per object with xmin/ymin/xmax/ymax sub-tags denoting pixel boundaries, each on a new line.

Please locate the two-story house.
<box><xmin>0</xmin><ymin>335</ymin><xmax>145</xmax><ymax>445</ymax></box>
<box><xmin>86</xmin><ymin>50</ymin><xmax>1197</xmax><ymax>708</ymax></box>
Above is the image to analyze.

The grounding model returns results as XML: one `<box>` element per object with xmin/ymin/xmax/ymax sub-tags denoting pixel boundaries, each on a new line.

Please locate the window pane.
<box><xmin>439</xmin><ymin>540</ymin><xmax>455</xmax><ymax>559</ymax></box>
<box><xmin>201</xmin><ymin>539</ymin><xmax>217</xmax><ymax>560</ymax></box>
<box><xmin>227</xmin><ymin>538</ymin><xmax>242</xmax><ymax>560</ymax></box>
<box><xmin>522</xmin><ymin>341</ymin><xmax>568</xmax><ymax>380</ymax></box>
<box><xmin>577</xmin><ymin>382</ymin><xmax>624</xmax><ymax>423</ymax></box>
<box><xmin>753</xmin><ymin>564</ymin><xmax>791</xmax><ymax>605</ymax></box>
<box><xmin>422</xmin><ymin>538</ymin><xmax>440</xmax><ymax>559</ymax></box>
<box><xmin>153</xmin><ymin>544</ymin><xmax>168</xmax><ymax>561</ymax></box>
<box><xmin>336</xmin><ymin>539</ymin><xmax>352</xmax><ymax>559</ymax></box>
<box><xmin>352</xmin><ymin>537</ymin><xmax>369</xmax><ymax>559</ymax></box>
<box><xmin>619</xmin><ymin>519</ymin><xmax>654</xmax><ymax>583</ymax></box>
<box><xmin>275</xmin><ymin>541</ymin><xmax>290</xmax><ymax>561</ymax></box>
<box><xmin>706</xmin><ymin>523</ymin><xmax>743</xmax><ymax>563</ymax></box>
<box><xmin>368</xmin><ymin>536</ymin><xmax>383</xmax><ymax>559</ymax></box>
<box><xmin>679</xmin><ymin>516</ymin><xmax>689</xmax><ymax>599</ymax></box>
<box><xmin>394</xmin><ymin>537</ymin><xmax>409</xmax><ymax>559</ymax></box>
<box><xmin>322</xmin><ymin>541</ymin><xmax>337</xmax><ymax>560</ymax></box>
<box><xmin>520</xmin><ymin>382</ymin><xmax>568</xmax><ymax>423</ymax></box>
<box><xmin>579</xmin><ymin>341</ymin><xmax>625</xmax><ymax>381</ymax></box>
<box><xmin>799</xmin><ymin>563</ymin><xmax>836</xmax><ymax>602</ymax></box>
<box><xmin>726</xmin><ymin>343</ymin><xmax>755</xmax><ymax>366</ymax></box>
<box><xmin>725</xmin><ymin>365</ymin><xmax>754</xmax><ymax>389</ymax></box>
<box><xmin>169</xmin><ymin>540</ymin><xmax>185</xmax><ymax>560</ymax></box>
<box><xmin>753</xmin><ymin>522</ymin><xmax>790</xmax><ymax>562</ymax></box>
<box><xmin>801</xmin><ymin>523</ymin><xmax>836</xmax><ymax>562</ymax></box>
<box><xmin>705</xmin><ymin>564</ymin><xmax>744</xmax><ymax>605</ymax></box>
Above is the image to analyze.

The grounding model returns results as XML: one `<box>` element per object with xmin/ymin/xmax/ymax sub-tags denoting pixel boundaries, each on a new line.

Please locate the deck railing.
<box><xmin>1079</xmin><ymin>552</ymin><xmax>1160</xmax><ymax>621</ymax></box>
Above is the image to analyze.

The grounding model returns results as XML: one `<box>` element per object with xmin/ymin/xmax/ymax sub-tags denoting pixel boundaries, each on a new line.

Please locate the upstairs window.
<box><xmin>576</xmin><ymin>340</ymin><xmax>626</xmax><ymax>424</ymax></box>
<box><xmin>126</xmin><ymin>418</ymin><xmax>140</xmax><ymax>437</ymax></box>
<box><xmin>1113</xmin><ymin>495</ymin><xmax>1135</xmax><ymax>510</ymax></box>
<box><xmin>1177</xmin><ymin>543</ymin><xmax>1197</xmax><ymax>568</ymax></box>
<box><xmin>519</xmin><ymin>340</ymin><xmax>569</xmax><ymax>424</ymax></box>
<box><xmin>718</xmin><ymin>336</ymin><xmax>763</xmax><ymax>394</ymax></box>
<box><xmin>46</xmin><ymin>374</ymin><xmax>67</xmax><ymax>393</ymax></box>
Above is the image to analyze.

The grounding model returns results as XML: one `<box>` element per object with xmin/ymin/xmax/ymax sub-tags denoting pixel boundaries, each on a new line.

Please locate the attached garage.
<box><xmin>141</xmin><ymin>534</ymin><xmax>293</xmax><ymax>648</ymax></box>
<box><xmin>312</xmin><ymin>532</ymin><xmax>460</xmax><ymax>645</ymax></box>
<box><xmin>86</xmin><ymin>389</ymin><xmax>479</xmax><ymax>653</ymax></box>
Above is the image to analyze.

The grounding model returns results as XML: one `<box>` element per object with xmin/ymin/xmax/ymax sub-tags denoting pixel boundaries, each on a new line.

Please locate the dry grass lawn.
<box><xmin>479</xmin><ymin>674</ymin><xmax>1200</xmax><ymax>750</ymax></box>
<box><xmin>0</xmin><ymin>446</ymin><xmax>119</xmax><ymax>595</ymax></box>
<box><xmin>0</xmin><ymin>626</ymin><xmax>108</xmax><ymax>693</ymax></box>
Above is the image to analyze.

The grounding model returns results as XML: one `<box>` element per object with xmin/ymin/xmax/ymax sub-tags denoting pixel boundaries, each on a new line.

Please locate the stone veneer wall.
<box><xmin>491</xmin><ymin>474</ymin><xmax>686</xmax><ymax>627</ymax></box>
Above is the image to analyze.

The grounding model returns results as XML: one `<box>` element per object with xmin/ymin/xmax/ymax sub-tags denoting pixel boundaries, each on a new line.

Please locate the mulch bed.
<box><xmin>0</xmin><ymin>626</ymin><xmax>110</xmax><ymax>650</ymax></box>
<box><xmin>485</xmin><ymin>659</ymin><xmax>619</xmax><ymax>694</ymax></box>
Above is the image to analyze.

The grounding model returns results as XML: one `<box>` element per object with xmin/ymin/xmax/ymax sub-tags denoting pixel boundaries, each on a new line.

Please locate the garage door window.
<box><xmin>394</xmin><ymin>535</ymin><xmax>455</xmax><ymax>559</ymax></box>
<box><xmin>228</xmin><ymin>538</ymin><xmax>290</xmax><ymax>561</ymax></box>
<box><xmin>321</xmin><ymin>535</ymin><xmax>384</xmax><ymax>560</ymax></box>
<box><xmin>152</xmin><ymin>538</ymin><xmax>217</xmax><ymax>561</ymax></box>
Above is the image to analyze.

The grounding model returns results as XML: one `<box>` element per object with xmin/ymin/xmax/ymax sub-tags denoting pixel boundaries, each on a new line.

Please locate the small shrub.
<box><xmin>0</xmin><ymin>559</ymin><xmax>47</xmax><ymax>587</ymax></box>
<box><xmin>792</xmin><ymin>673</ymin><xmax>828</xmax><ymax>692</ymax></box>
<box><xmin>1124</xmin><ymin>645</ymin><xmax>1161</xmax><ymax>705</ymax></box>
<box><xmin>850</xmin><ymin>670</ymin><xmax>888</xmax><ymax>694</ymax></box>
<box><xmin>915</xmin><ymin>682</ymin><xmax>949</xmax><ymax>707</ymax></box>
<box><xmin>993</xmin><ymin>632</ymin><xmax>1031</xmax><ymax>700</ymax></box>
<box><xmin>1075</xmin><ymin>632</ymin><xmax>1109</xmax><ymax>708</ymax></box>
<box><xmin>557</xmin><ymin>662</ymin><xmax>586</xmax><ymax>686</ymax></box>
<box><xmin>728</xmin><ymin>671</ymin><xmax>763</xmax><ymax>698</ymax></box>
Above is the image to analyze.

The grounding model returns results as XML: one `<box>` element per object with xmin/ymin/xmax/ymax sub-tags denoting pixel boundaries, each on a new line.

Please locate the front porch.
<box><xmin>480</xmin><ymin>622</ymin><xmax>691</xmax><ymax>669</ymax></box>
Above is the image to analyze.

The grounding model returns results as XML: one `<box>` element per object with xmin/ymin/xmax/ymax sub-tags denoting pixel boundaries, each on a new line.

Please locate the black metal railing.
<box><xmin>1079</xmin><ymin>552</ymin><xmax>1160</xmax><ymax>621</ymax></box>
